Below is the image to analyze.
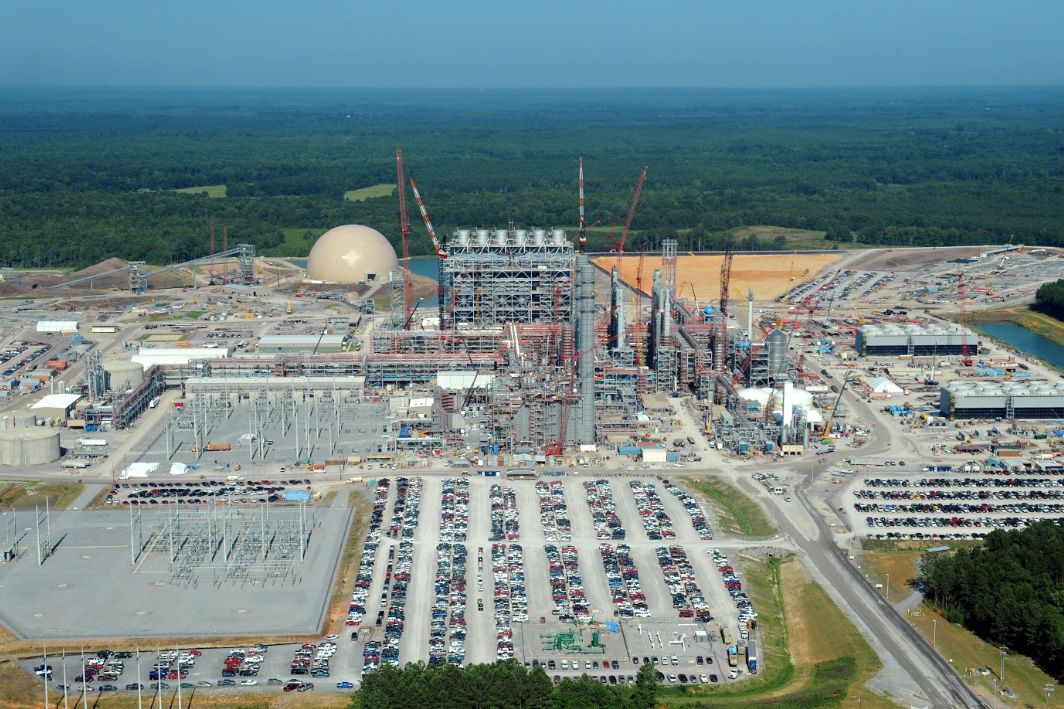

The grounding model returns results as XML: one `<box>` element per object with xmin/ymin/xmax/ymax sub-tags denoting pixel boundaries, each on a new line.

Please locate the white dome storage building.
<box><xmin>306</xmin><ymin>225</ymin><xmax>399</xmax><ymax>284</ymax></box>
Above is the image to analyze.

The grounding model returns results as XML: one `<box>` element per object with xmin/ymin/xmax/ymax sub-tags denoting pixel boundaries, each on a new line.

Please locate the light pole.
<box><xmin>932</xmin><ymin>618</ymin><xmax>936</xmax><ymax>648</ymax></box>
<box><xmin>1044</xmin><ymin>682</ymin><xmax>1054</xmax><ymax>709</ymax></box>
<box><xmin>885</xmin><ymin>573</ymin><xmax>890</xmax><ymax>603</ymax></box>
<box><xmin>999</xmin><ymin>646</ymin><xmax>1007</xmax><ymax>692</ymax></box>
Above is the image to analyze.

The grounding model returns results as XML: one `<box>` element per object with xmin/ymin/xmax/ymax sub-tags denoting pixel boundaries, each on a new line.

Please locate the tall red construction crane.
<box><xmin>957</xmin><ymin>271</ymin><xmax>973</xmax><ymax>366</ymax></box>
<box><xmin>396</xmin><ymin>149</ymin><xmax>414</xmax><ymax>329</ymax></box>
<box><xmin>577</xmin><ymin>157</ymin><xmax>600</xmax><ymax>248</ymax></box>
<box><xmin>608</xmin><ymin>166</ymin><xmax>648</xmax><ymax>272</ymax></box>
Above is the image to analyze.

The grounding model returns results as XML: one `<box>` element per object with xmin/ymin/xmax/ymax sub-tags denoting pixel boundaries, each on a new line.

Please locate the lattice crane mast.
<box><xmin>396</xmin><ymin>149</ymin><xmax>414</xmax><ymax>329</ymax></box>
<box><xmin>576</xmin><ymin>157</ymin><xmax>600</xmax><ymax>248</ymax></box>
<box><xmin>717</xmin><ymin>248</ymin><xmax>734</xmax><ymax>358</ymax></box>
<box><xmin>607</xmin><ymin>166</ymin><xmax>648</xmax><ymax>272</ymax></box>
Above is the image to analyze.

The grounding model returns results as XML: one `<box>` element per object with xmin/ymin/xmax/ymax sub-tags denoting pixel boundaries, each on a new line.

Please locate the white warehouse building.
<box><xmin>36</xmin><ymin>320</ymin><xmax>80</xmax><ymax>333</ymax></box>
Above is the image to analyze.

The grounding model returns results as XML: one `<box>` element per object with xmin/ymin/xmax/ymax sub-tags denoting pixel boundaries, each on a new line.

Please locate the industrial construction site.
<box><xmin>1</xmin><ymin>159</ymin><xmax>1064</xmax><ymax>702</ymax></box>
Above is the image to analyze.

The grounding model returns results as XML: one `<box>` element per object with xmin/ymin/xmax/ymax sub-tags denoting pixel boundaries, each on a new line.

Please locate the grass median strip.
<box><xmin>683</xmin><ymin>476</ymin><xmax>776</xmax><ymax>539</ymax></box>
<box><xmin>660</xmin><ymin>557</ymin><xmax>890</xmax><ymax>708</ymax></box>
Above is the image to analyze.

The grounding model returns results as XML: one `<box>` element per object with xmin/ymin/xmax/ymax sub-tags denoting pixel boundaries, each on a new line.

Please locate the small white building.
<box><xmin>641</xmin><ymin>447</ymin><xmax>668</xmax><ymax>464</ymax></box>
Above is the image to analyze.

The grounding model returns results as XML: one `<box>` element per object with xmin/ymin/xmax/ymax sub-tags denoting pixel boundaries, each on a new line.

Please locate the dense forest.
<box><xmin>1032</xmin><ymin>279</ymin><xmax>1064</xmax><ymax>320</ymax></box>
<box><xmin>351</xmin><ymin>659</ymin><xmax>658</xmax><ymax>708</ymax></box>
<box><xmin>3</xmin><ymin>86</ymin><xmax>1064</xmax><ymax>267</ymax></box>
<box><xmin>919</xmin><ymin>522</ymin><xmax>1064</xmax><ymax>677</ymax></box>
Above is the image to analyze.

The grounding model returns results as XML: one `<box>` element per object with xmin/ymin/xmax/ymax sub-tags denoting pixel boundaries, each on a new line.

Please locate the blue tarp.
<box><xmin>603</xmin><ymin>621</ymin><xmax>620</xmax><ymax>633</ymax></box>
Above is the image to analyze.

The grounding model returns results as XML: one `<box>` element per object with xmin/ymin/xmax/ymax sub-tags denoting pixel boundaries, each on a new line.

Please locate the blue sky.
<box><xmin>1</xmin><ymin>0</ymin><xmax>1061</xmax><ymax>88</ymax></box>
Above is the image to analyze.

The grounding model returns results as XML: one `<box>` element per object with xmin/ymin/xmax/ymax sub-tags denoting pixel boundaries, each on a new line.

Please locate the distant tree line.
<box><xmin>350</xmin><ymin>659</ymin><xmax>659</xmax><ymax>708</ymax></box>
<box><xmin>4</xmin><ymin>87</ymin><xmax>1064</xmax><ymax>267</ymax></box>
<box><xmin>1032</xmin><ymin>279</ymin><xmax>1064</xmax><ymax>320</ymax></box>
<box><xmin>920</xmin><ymin>522</ymin><xmax>1064</xmax><ymax>678</ymax></box>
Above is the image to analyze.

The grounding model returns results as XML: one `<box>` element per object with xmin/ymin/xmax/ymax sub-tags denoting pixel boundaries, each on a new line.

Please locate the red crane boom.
<box><xmin>408</xmin><ymin>178</ymin><xmax>448</xmax><ymax>259</ymax></box>
<box><xmin>396</xmin><ymin>149</ymin><xmax>414</xmax><ymax>329</ymax></box>
<box><xmin>608</xmin><ymin>166</ymin><xmax>648</xmax><ymax>269</ymax></box>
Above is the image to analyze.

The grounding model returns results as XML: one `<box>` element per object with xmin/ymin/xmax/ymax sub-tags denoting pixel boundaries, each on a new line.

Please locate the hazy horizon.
<box><xmin>1</xmin><ymin>0</ymin><xmax>1061</xmax><ymax>89</ymax></box>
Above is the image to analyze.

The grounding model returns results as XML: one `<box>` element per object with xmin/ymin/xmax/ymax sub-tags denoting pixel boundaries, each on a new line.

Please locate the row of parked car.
<box><xmin>629</xmin><ymin>481</ymin><xmax>676</xmax><ymax>540</ymax></box>
<box><xmin>535</xmin><ymin>480</ymin><xmax>571</xmax><ymax>542</ymax></box>
<box><xmin>584</xmin><ymin>479</ymin><xmax>625</xmax><ymax>540</ymax></box>
<box><xmin>856</xmin><ymin>487</ymin><xmax>1064</xmax><ymax>501</ymax></box>
<box><xmin>379</xmin><ymin>540</ymin><xmax>414</xmax><ymax>667</ymax></box>
<box><xmin>2</xmin><ymin>342</ymin><xmax>50</xmax><ymax>378</ymax></box>
<box><xmin>440</xmin><ymin>478</ymin><xmax>469</xmax><ymax>543</ymax></box>
<box><xmin>710</xmin><ymin>549</ymin><xmax>758</xmax><ymax>630</ymax></box>
<box><xmin>489</xmin><ymin>484</ymin><xmax>520</xmax><ymax>542</ymax></box>
<box><xmin>219</xmin><ymin>645</ymin><xmax>265</xmax><ymax>679</ymax></box>
<box><xmin>546</xmin><ymin>544</ymin><xmax>590</xmax><ymax>623</ymax></box>
<box><xmin>655</xmin><ymin>545</ymin><xmax>711</xmax><ymax>621</ymax></box>
<box><xmin>491</xmin><ymin>542</ymin><xmax>528</xmax><ymax>660</ymax></box>
<box><xmin>884</xmin><ymin>476</ymin><xmax>1064</xmax><ymax>489</ymax></box>
<box><xmin>598</xmin><ymin>543</ymin><xmax>649</xmax><ymax>618</ymax></box>
<box><xmin>387</xmin><ymin>477</ymin><xmax>422</xmax><ymax>540</ymax></box>
<box><xmin>857</xmin><ymin>501</ymin><xmax>1064</xmax><ymax>514</ymax></box>
<box><xmin>348</xmin><ymin>479</ymin><xmax>390</xmax><ymax>628</ymax></box>
<box><xmin>290</xmin><ymin>641</ymin><xmax>334</xmax><ymax>679</ymax></box>
<box><xmin>666</xmin><ymin>483</ymin><xmax>715</xmax><ymax>540</ymax></box>
<box><xmin>430</xmin><ymin>542</ymin><xmax>468</xmax><ymax>666</ymax></box>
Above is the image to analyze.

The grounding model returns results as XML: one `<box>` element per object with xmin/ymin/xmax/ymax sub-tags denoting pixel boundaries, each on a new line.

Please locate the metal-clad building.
<box><xmin>940</xmin><ymin>380</ymin><xmax>1064</xmax><ymax>419</ymax></box>
<box><xmin>856</xmin><ymin>323</ymin><xmax>974</xmax><ymax>357</ymax></box>
<box><xmin>257</xmin><ymin>334</ymin><xmax>346</xmax><ymax>353</ymax></box>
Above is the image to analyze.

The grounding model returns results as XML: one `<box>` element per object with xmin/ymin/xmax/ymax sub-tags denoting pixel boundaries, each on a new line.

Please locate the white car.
<box><xmin>699</xmin><ymin>674</ymin><xmax>708</xmax><ymax>683</ymax></box>
<box><xmin>240</xmin><ymin>679</ymin><xmax>258</xmax><ymax>686</ymax></box>
<box><xmin>326</xmin><ymin>634</ymin><xmax>339</xmax><ymax>640</ymax></box>
<box><xmin>728</xmin><ymin>670</ymin><xmax>739</xmax><ymax>680</ymax></box>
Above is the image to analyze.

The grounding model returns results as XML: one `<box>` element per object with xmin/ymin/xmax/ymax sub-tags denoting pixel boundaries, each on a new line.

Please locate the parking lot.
<box><xmin>841</xmin><ymin>471</ymin><xmax>1064</xmax><ymax>540</ymax></box>
<box><xmin>344</xmin><ymin>474</ymin><xmax>760</xmax><ymax>686</ymax></box>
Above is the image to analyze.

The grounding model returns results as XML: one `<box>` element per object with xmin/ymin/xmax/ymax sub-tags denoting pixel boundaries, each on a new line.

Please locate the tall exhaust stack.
<box><xmin>575</xmin><ymin>256</ymin><xmax>597</xmax><ymax>445</ymax></box>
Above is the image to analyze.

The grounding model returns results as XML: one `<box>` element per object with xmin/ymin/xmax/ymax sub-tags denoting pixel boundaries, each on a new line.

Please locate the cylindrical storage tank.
<box><xmin>495</xmin><ymin>229</ymin><xmax>508</xmax><ymax>246</ymax></box>
<box><xmin>456</xmin><ymin>229</ymin><xmax>471</xmax><ymax>246</ymax></box>
<box><xmin>515</xmin><ymin>229</ymin><xmax>528</xmax><ymax>246</ymax></box>
<box><xmin>551</xmin><ymin>229</ymin><xmax>567</xmax><ymax>245</ymax></box>
<box><xmin>0</xmin><ymin>428</ymin><xmax>61</xmax><ymax>466</ymax></box>
<box><xmin>766</xmin><ymin>330</ymin><xmax>788</xmax><ymax>378</ymax></box>
<box><xmin>12</xmin><ymin>411</ymin><xmax>36</xmax><ymax>428</ymax></box>
<box><xmin>532</xmin><ymin>229</ymin><xmax>546</xmax><ymax>246</ymax></box>
<box><xmin>476</xmin><ymin>229</ymin><xmax>490</xmax><ymax>246</ymax></box>
<box><xmin>104</xmin><ymin>359</ymin><xmax>145</xmax><ymax>392</ymax></box>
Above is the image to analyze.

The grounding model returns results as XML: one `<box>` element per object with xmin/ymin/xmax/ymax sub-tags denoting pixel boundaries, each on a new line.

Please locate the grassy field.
<box><xmin>660</xmin><ymin>557</ymin><xmax>892</xmax><ymax>708</ymax></box>
<box><xmin>261</xmin><ymin>228</ymin><xmax>322</xmax><ymax>258</ymax></box>
<box><xmin>173</xmin><ymin>184</ymin><xmax>227</xmax><ymax>198</ymax></box>
<box><xmin>343</xmin><ymin>183</ymin><xmax>395</xmax><ymax>202</ymax></box>
<box><xmin>863</xmin><ymin>550</ymin><xmax>1062</xmax><ymax>708</ymax></box>
<box><xmin>0</xmin><ymin>482</ymin><xmax>83</xmax><ymax>510</ymax></box>
<box><xmin>682</xmin><ymin>476</ymin><xmax>776</xmax><ymax>539</ymax></box>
